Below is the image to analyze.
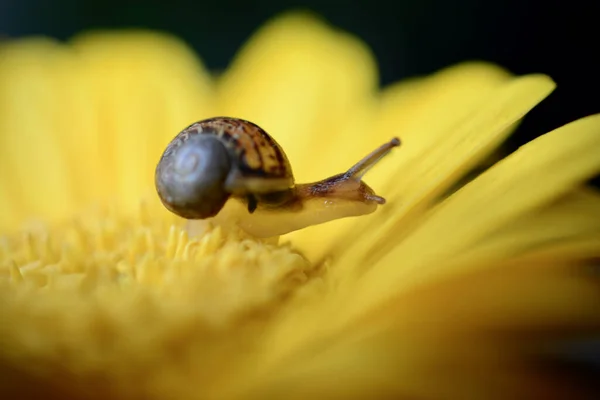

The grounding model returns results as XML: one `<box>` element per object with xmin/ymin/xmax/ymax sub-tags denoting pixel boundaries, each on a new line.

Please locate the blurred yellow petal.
<box><xmin>218</xmin><ymin>11</ymin><xmax>378</xmax><ymax>182</ymax></box>
<box><xmin>463</xmin><ymin>187</ymin><xmax>600</xmax><ymax>261</ymax></box>
<box><xmin>389</xmin><ymin>114</ymin><xmax>600</xmax><ymax>283</ymax></box>
<box><xmin>0</xmin><ymin>191</ymin><xmax>18</xmax><ymax>230</ymax></box>
<box><xmin>366</xmin><ymin>61</ymin><xmax>514</xmax><ymax>191</ymax></box>
<box><xmin>286</xmin><ymin>62</ymin><xmax>514</xmax><ymax>260</ymax></box>
<box><xmin>0</xmin><ymin>31</ymin><xmax>214</xmax><ymax>231</ymax></box>
<box><xmin>0</xmin><ymin>39</ymin><xmax>77</xmax><ymax>229</ymax></box>
<box><xmin>244</xmin><ymin>237</ymin><xmax>600</xmax><ymax>400</ymax></box>
<box><xmin>313</xmin><ymin>256</ymin><xmax>599</xmax><ymax>400</ymax></box>
<box><xmin>338</xmin><ymin>113</ymin><xmax>600</xmax><ymax>319</ymax></box>
<box><xmin>331</xmin><ymin>74</ymin><xmax>555</xmax><ymax>277</ymax></box>
<box><xmin>70</xmin><ymin>31</ymin><xmax>215</xmax><ymax>215</ymax></box>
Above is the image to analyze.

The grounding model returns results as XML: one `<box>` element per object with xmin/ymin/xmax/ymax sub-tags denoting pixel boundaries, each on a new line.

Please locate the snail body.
<box><xmin>155</xmin><ymin>117</ymin><xmax>400</xmax><ymax>237</ymax></box>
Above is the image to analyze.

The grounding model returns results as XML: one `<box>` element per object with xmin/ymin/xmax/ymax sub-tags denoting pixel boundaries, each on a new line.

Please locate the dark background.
<box><xmin>1</xmin><ymin>0</ymin><xmax>598</xmax><ymax>176</ymax></box>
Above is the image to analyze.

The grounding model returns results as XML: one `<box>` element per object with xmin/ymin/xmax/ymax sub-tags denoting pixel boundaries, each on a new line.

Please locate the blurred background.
<box><xmin>1</xmin><ymin>0</ymin><xmax>598</xmax><ymax>180</ymax></box>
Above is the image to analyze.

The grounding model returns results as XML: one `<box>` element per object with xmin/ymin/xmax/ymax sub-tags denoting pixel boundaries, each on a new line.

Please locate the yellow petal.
<box><xmin>286</xmin><ymin>62</ymin><xmax>513</xmax><ymax>260</ymax></box>
<box><xmin>243</xmin><ymin>242</ymin><xmax>600</xmax><ymax>400</ymax></box>
<box><xmin>331</xmin><ymin>74</ymin><xmax>556</xmax><ymax>277</ymax></box>
<box><xmin>1</xmin><ymin>32</ymin><xmax>214</xmax><ymax>229</ymax></box>
<box><xmin>366</xmin><ymin>61</ymin><xmax>514</xmax><ymax>191</ymax></box>
<box><xmin>0</xmin><ymin>39</ymin><xmax>76</xmax><ymax>230</ymax></box>
<box><xmin>0</xmin><ymin>192</ymin><xmax>18</xmax><ymax>231</ymax></box>
<box><xmin>359</xmin><ymin>113</ymin><xmax>600</xmax><ymax>305</ymax></box>
<box><xmin>70</xmin><ymin>31</ymin><xmax>215</xmax><ymax>215</ymax></box>
<box><xmin>217</xmin><ymin>11</ymin><xmax>378</xmax><ymax>182</ymax></box>
<box><xmin>463</xmin><ymin>186</ymin><xmax>600</xmax><ymax>262</ymax></box>
<box><xmin>275</xmin><ymin>259</ymin><xmax>600</xmax><ymax>400</ymax></box>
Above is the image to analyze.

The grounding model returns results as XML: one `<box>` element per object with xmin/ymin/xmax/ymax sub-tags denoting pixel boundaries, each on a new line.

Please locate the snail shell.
<box><xmin>155</xmin><ymin>117</ymin><xmax>294</xmax><ymax>219</ymax></box>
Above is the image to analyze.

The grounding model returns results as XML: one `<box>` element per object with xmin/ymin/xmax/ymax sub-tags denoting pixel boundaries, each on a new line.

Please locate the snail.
<box><xmin>155</xmin><ymin>117</ymin><xmax>400</xmax><ymax>237</ymax></box>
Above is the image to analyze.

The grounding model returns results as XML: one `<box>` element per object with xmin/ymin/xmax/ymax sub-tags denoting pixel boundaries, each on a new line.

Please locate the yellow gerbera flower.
<box><xmin>1</xmin><ymin>11</ymin><xmax>600</xmax><ymax>400</ymax></box>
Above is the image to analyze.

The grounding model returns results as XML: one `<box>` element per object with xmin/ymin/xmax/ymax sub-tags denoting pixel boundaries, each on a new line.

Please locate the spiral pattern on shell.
<box><xmin>155</xmin><ymin>134</ymin><xmax>232</xmax><ymax>219</ymax></box>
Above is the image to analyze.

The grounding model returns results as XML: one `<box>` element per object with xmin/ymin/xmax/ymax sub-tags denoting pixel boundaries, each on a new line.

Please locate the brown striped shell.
<box><xmin>155</xmin><ymin>117</ymin><xmax>295</xmax><ymax>219</ymax></box>
<box><xmin>170</xmin><ymin>117</ymin><xmax>293</xmax><ymax>190</ymax></box>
